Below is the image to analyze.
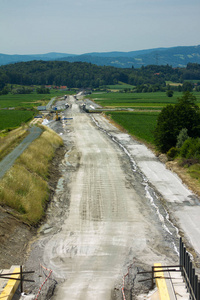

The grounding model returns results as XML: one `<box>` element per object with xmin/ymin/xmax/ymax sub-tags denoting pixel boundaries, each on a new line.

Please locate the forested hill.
<box><xmin>0</xmin><ymin>61</ymin><xmax>200</xmax><ymax>89</ymax></box>
<box><xmin>59</xmin><ymin>45</ymin><xmax>200</xmax><ymax>68</ymax></box>
<box><xmin>0</xmin><ymin>45</ymin><xmax>200</xmax><ymax>68</ymax></box>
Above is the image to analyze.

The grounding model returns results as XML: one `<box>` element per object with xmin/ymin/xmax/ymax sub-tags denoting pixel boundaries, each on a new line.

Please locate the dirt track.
<box><xmin>22</xmin><ymin>96</ymin><xmax>195</xmax><ymax>300</ymax></box>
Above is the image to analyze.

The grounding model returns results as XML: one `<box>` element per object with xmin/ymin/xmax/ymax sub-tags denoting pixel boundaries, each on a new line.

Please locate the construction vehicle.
<box><xmin>55</xmin><ymin>111</ymin><xmax>61</xmax><ymax>121</ymax></box>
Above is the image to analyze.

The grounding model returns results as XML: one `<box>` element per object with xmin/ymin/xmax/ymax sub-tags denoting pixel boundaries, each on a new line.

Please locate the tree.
<box><xmin>182</xmin><ymin>81</ymin><xmax>193</xmax><ymax>92</ymax></box>
<box><xmin>36</xmin><ymin>86</ymin><xmax>50</xmax><ymax>94</ymax></box>
<box><xmin>166</xmin><ymin>90</ymin><xmax>173</xmax><ymax>97</ymax></box>
<box><xmin>176</xmin><ymin>128</ymin><xmax>189</xmax><ymax>148</ymax></box>
<box><xmin>154</xmin><ymin>92</ymin><xmax>200</xmax><ymax>153</ymax></box>
<box><xmin>154</xmin><ymin>105</ymin><xmax>177</xmax><ymax>152</ymax></box>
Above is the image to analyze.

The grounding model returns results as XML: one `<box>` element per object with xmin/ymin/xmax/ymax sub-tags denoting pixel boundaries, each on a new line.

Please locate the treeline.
<box><xmin>0</xmin><ymin>60</ymin><xmax>200</xmax><ymax>90</ymax></box>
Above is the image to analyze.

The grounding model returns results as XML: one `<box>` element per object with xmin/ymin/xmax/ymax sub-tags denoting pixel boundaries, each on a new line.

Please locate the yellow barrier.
<box><xmin>0</xmin><ymin>267</ymin><xmax>20</xmax><ymax>300</ymax></box>
<box><xmin>154</xmin><ymin>263</ymin><xmax>170</xmax><ymax>300</ymax></box>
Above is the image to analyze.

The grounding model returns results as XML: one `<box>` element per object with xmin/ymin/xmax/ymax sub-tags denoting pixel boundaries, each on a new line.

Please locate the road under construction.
<box><xmin>1</xmin><ymin>95</ymin><xmax>200</xmax><ymax>300</ymax></box>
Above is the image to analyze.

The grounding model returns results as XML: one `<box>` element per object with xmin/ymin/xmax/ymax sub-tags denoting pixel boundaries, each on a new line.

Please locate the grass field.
<box><xmin>0</xmin><ymin>90</ymin><xmax>71</xmax><ymax>109</ymax></box>
<box><xmin>0</xmin><ymin>110</ymin><xmax>35</xmax><ymax>131</ymax></box>
<box><xmin>89</xmin><ymin>91</ymin><xmax>200</xmax><ymax>109</ymax></box>
<box><xmin>106</xmin><ymin>111</ymin><xmax>159</xmax><ymax>144</ymax></box>
<box><xmin>90</xmin><ymin>90</ymin><xmax>200</xmax><ymax>145</ymax></box>
<box><xmin>105</xmin><ymin>82</ymin><xmax>135</xmax><ymax>90</ymax></box>
<box><xmin>0</xmin><ymin>89</ymin><xmax>72</xmax><ymax>132</ymax></box>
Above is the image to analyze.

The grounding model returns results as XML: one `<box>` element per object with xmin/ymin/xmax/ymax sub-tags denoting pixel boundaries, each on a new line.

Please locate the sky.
<box><xmin>0</xmin><ymin>0</ymin><xmax>200</xmax><ymax>55</ymax></box>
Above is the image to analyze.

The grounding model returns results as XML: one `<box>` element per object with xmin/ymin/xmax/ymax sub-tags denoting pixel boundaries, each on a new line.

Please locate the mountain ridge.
<box><xmin>0</xmin><ymin>45</ymin><xmax>200</xmax><ymax>68</ymax></box>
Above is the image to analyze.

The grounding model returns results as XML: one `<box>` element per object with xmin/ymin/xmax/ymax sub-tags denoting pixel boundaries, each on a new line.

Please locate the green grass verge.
<box><xmin>106</xmin><ymin>111</ymin><xmax>158</xmax><ymax>144</ymax></box>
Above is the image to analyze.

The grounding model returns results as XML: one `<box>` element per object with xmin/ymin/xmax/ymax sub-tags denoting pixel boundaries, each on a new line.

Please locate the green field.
<box><xmin>0</xmin><ymin>110</ymin><xmax>35</xmax><ymax>131</ymax></box>
<box><xmin>0</xmin><ymin>90</ymin><xmax>71</xmax><ymax>109</ymax></box>
<box><xmin>89</xmin><ymin>91</ymin><xmax>200</xmax><ymax>145</ymax></box>
<box><xmin>106</xmin><ymin>111</ymin><xmax>158</xmax><ymax>144</ymax></box>
<box><xmin>90</xmin><ymin>91</ymin><xmax>200</xmax><ymax>109</ymax></box>
<box><xmin>0</xmin><ymin>89</ymin><xmax>73</xmax><ymax>131</ymax></box>
<box><xmin>105</xmin><ymin>82</ymin><xmax>135</xmax><ymax>90</ymax></box>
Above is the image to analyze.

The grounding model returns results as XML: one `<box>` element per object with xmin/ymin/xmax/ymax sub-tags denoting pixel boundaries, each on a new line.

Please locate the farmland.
<box><xmin>0</xmin><ymin>93</ymin><xmax>52</xmax><ymax>109</ymax></box>
<box><xmin>90</xmin><ymin>91</ymin><xmax>200</xmax><ymax>110</ymax></box>
<box><xmin>0</xmin><ymin>89</ymin><xmax>71</xmax><ymax>132</ymax></box>
<box><xmin>105</xmin><ymin>111</ymin><xmax>159</xmax><ymax>144</ymax></box>
<box><xmin>89</xmin><ymin>90</ymin><xmax>200</xmax><ymax>145</ymax></box>
<box><xmin>0</xmin><ymin>90</ymin><xmax>71</xmax><ymax>109</ymax></box>
<box><xmin>0</xmin><ymin>110</ymin><xmax>35</xmax><ymax>131</ymax></box>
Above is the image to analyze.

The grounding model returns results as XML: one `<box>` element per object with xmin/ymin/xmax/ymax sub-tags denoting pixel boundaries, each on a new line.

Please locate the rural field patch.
<box><xmin>106</xmin><ymin>111</ymin><xmax>159</xmax><ymax>144</ymax></box>
<box><xmin>0</xmin><ymin>110</ymin><xmax>35</xmax><ymax>131</ymax></box>
<box><xmin>90</xmin><ymin>91</ymin><xmax>200</xmax><ymax>109</ymax></box>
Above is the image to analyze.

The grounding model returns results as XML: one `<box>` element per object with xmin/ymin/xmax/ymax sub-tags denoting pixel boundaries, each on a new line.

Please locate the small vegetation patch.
<box><xmin>187</xmin><ymin>164</ymin><xmax>200</xmax><ymax>182</ymax></box>
<box><xmin>0</xmin><ymin>126</ymin><xmax>63</xmax><ymax>225</ymax></box>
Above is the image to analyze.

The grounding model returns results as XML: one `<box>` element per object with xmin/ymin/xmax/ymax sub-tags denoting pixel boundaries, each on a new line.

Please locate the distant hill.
<box><xmin>0</xmin><ymin>45</ymin><xmax>200</xmax><ymax>68</ymax></box>
<box><xmin>0</xmin><ymin>52</ymin><xmax>75</xmax><ymax>66</ymax></box>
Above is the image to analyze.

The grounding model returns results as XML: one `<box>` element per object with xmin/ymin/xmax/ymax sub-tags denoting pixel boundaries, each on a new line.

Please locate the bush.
<box><xmin>167</xmin><ymin>147</ymin><xmax>180</xmax><ymax>159</ymax></box>
<box><xmin>180</xmin><ymin>138</ymin><xmax>200</xmax><ymax>160</ymax></box>
<box><xmin>166</xmin><ymin>90</ymin><xmax>173</xmax><ymax>97</ymax></box>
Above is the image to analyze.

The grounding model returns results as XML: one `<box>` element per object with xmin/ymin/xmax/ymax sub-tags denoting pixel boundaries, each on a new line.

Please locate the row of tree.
<box><xmin>0</xmin><ymin>61</ymin><xmax>200</xmax><ymax>90</ymax></box>
<box><xmin>154</xmin><ymin>92</ymin><xmax>200</xmax><ymax>157</ymax></box>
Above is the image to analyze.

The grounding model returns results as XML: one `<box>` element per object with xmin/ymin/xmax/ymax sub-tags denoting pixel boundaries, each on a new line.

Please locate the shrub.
<box><xmin>180</xmin><ymin>138</ymin><xmax>200</xmax><ymax>161</ymax></box>
<box><xmin>166</xmin><ymin>90</ymin><xmax>173</xmax><ymax>97</ymax></box>
<box><xmin>167</xmin><ymin>147</ymin><xmax>180</xmax><ymax>159</ymax></box>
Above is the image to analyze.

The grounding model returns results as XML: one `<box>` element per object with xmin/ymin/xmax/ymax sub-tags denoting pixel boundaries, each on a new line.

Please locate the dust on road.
<box><xmin>24</xmin><ymin>96</ymin><xmax>199</xmax><ymax>300</ymax></box>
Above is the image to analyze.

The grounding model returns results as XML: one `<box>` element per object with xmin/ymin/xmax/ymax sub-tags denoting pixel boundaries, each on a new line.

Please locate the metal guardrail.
<box><xmin>179</xmin><ymin>237</ymin><xmax>200</xmax><ymax>300</ymax></box>
<box><xmin>137</xmin><ymin>237</ymin><xmax>200</xmax><ymax>300</ymax></box>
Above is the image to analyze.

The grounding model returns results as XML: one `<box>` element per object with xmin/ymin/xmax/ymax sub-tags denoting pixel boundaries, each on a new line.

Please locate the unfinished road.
<box><xmin>25</xmin><ymin>96</ymin><xmax>200</xmax><ymax>300</ymax></box>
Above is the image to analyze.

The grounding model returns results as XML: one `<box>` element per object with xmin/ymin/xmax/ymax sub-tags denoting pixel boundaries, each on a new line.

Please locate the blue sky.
<box><xmin>0</xmin><ymin>0</ymin><xmax>199</xmax><ymax>54</ymax></box>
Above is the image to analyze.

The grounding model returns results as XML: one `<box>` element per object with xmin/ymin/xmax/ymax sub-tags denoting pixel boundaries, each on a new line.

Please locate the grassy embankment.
<box><xmin>0</xmin><ymin>126</ymin><xmax>63</xmax><ymax>225</ymax></box>
<box><xmin>0</xmin><ymin>126</ymin><xmax>29</xmax><ymax>161</ymax></box>
<box><xmin>0</xmin><ymin>90</ymin><xmax>67</xmax><ymax>225</ymax></box>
